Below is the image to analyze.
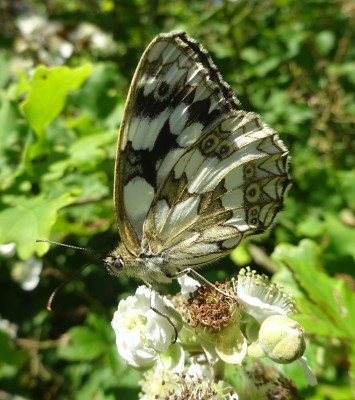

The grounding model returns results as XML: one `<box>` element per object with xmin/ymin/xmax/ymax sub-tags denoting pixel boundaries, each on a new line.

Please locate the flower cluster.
<box><xmin>111</xmin><ymin>268</ymin><xmax>317</xmax><ymax>398</ymax></box>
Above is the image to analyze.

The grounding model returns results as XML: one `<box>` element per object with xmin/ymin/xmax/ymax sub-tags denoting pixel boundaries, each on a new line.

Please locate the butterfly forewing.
<box><xmin>114</xmin><ymin>32</ymin><xmax>241</xmax><ymax>252</ymax></box>
<box><xmin>109</xmin><ymin>31</ymin><xmax>290</xmax><ymax>282</ymax></box>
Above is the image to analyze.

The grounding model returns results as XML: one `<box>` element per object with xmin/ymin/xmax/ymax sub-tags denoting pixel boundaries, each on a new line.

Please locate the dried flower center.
<box><xmin>187</xmin><ymin>282</ymin><xmax>237</xmax><ymax>330</ymax></box>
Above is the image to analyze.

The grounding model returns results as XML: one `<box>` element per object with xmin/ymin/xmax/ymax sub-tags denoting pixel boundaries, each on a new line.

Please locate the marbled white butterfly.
<box><xmin>103</xmin><ymin>31</ymin><xmax>290</xmax><ymax>285</ymax></box>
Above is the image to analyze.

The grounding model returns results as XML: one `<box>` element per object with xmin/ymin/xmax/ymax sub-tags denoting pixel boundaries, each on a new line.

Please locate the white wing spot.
<box><xmin>160</xmin><ymin>196</ymin><xmax>200</xmax><ymax>238</ymax></box>
<box><xmin>225</xmin><ymin>209</ymin><xmax>249</xmax><ymax>232</ymax></box>
<box><xmin>157</xmin><ymin>148</ymin><xmax>185</xmax><ymax>186</ymax></box>
<box><xmin>147</xmin><ymin>41</ymin><xmax>169</xmax><ymax>62</ymax></box>
<box><xmin>129</xmin><ymin>110</ymin><xmax>170</xmax><ymax>151</ymax></box>
<box><xmin>161</xmin><ymin>43</ymin><xmax>180</xmax><ymax>63</ymax></box>
<box><xmin>124</xmin><ymin>177</ymin><xmax>155</xmax><ymax>236</ymax></box>
<box><xmin>169</xmin><ymin>104</ymin><xmax>189</xmax><ymax>135</ymax></box>
<box><xmin>153</xmin><ymin>199</ymin><xmax>170</xmax><ymax>232</ymax></box>
<box><xmin>176</xmin><ymin>122</ymin><xmax>204</xmax><ymax>147</ymax></box>
<box><xmin>194</xmin><ymin>82</ymin><xmax>211</xmax><ymax>102</ymax></box>
<box><xmin>221</xmin><ymin>188</ymin><xmax>244</xmax><ymax>209</ymax></box>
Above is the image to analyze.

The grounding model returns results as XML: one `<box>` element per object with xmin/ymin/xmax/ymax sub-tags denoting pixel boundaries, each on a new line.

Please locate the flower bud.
<box><xmin>258</xmin><ymin>315</ymin><xmax>306</xmax><ymax>364</ymax></box>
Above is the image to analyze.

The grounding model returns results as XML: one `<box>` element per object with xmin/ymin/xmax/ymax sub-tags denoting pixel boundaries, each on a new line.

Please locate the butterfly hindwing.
<box><xmin>144</xmin><ymin>111</ymin><xmax>289</xmax><ymax>268</ymax></box>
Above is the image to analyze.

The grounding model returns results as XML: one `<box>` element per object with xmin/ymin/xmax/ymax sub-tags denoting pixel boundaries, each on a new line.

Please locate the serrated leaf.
<box><xmin>22</xmin><ymin>64</ymin><xmax>92</xmax><ymax>137</ymax></box>
<box><xmin>272</xmin><ymin>240</ymin><xmax>355</xmax><ymax>341</ymax></box>
<box><xmin>0</xmin><ymin>193</ymin><xmax>76</xmax><ymax>259</ymax></box>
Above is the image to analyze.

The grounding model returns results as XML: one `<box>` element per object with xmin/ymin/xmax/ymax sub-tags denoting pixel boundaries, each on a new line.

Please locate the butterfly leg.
<box><xmin>169</xmin><ymin>268</ymin><xmax>237</xmax><ymax>301</ymax></box>
<box><xmin>149</xmin><ymin>285</ymin><xmax>178</xmax><ymax>343</ymax></box>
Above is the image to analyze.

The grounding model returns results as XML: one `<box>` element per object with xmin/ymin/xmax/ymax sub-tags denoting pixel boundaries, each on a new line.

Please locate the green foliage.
<box><xmin>22</xmin><ymin>64</ymin><xmax>92</xmax><ymax>136</ymax></box>
<box><xmin>0</xmin><ymin>0</ymin><xmax>354</xmax><ymax>398</ymax></box>
<box><xmin>272</xmin><ymin>240</ymin><xmax>355</xmax><ymax>397</ymax></box>
<box><xmin>0</xmin><ymin>194</ymin><xmax>75</xmax><ymax>259</ymax></box>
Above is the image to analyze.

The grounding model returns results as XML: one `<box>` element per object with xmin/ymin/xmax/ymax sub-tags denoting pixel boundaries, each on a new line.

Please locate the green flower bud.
<box><xmin>258</xmin><ymin>315</ymin><xmax>306</xmax><ymax>364</ymax></box>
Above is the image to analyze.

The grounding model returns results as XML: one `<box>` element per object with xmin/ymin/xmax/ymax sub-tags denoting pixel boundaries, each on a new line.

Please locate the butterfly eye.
<box><xmin>104</xmin><ymin>255</ymin><xmax>124</xmax><ymax>276</ymax></box>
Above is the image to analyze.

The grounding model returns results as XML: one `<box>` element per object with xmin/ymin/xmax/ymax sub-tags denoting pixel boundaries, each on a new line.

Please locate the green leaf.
<box><xmin>230</xmin><ymin>244</ymin><xmax>252</xmax><ymax>266</ymax></box>
<box><xmin>0</xmin><ymin>92</ymin><xmax>28</xmax><ymax>189</ymax></box>
<box><xmin>336</xmin><ymin>170</ymin><xmax>355</xmax><ymax>209</ymax></box>
<box><xmin>315</xmin><ymin>30</ymin><xmax>336</xmax><ymax>55</ymax></box>
<box><xmin>0</xmin><ymin>331</ymin><xmax>27</xmax><ymax>369</ymax></box>
<box><xmin>324</xmin><ymin>213</ymin><xmax>355</xmax><ymax>261</ymax></box>
<box><xmin>0</xmin><ymin>193</ymin><xmax>76</xmax><ymax>259</ymax></box>
<box><xmin>272</xmin><ymin>240</ymin><xmax>355</xmax><ymax>341</ymax></box>
<box><xmin>70</xmin><ymin>63</ymin><xmax>120</xmax><ymax>120</ymax></box>
<box><xmin>22</xmin><ymin>64</ymin><xmax>92</xmax><ymax>137</ymax></box>
<box><xmin>0</xmin><ymin>52</ymin><xmax>10</xmax><ymax>89</ymax></box>
<box><xmin>68</xmin><ymin>129</ymin><xmax>117</xmax><ymax>169</ymax></box>
<box><xmin>57</xmin><ymin>326</ymin><xmax>108</xmax><ymax>361</ymax></box>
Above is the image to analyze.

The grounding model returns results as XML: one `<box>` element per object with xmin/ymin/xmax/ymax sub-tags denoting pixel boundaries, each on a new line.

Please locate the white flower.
<box><xmin>111</xmin><ymin>285</ymin><xmax>178</xmax><ymax>369</ymax></box>
<box><xmin>16</xmin><ymin>14</ymin><xmax>47</xmax><ymax>37</ymax></box>
<box><xmin>236</xmin><ymin>267</ymin><xmax>296</xmax><ymax>324</ymax></box>
<box><xmin>158</xmin><ymin>342</ymin><xmax>185</xmax><ymax>373</ymax></box>
<box><xmin>12</xmin><ymin>256</ymin><xmax>43</xmax><ymax>291</ymax></box>
<box><xmin>178</xmin><ymin>275</ymin><xmax>200</xmax><ymax>295</ymax></box>
<box><xmin>186</xmin><ymin>356</ymin><xmax>214</xmax><ymax>379</ymax></box>
<box><xmin>297</xmin><ymin>356</ymin><xmax>318</xmax><ymax>386</ymax></box>
<box><xmin>139</xmin><ymin>356</ymin><xmax>239</xmax><ymax>400</ymax></box>
<box><xmin>0</xmin><ymin>316</ymin><xmax>17</xmax><ymax>339</ymax></box>
<box><xmin>0</xmin><ymin>243</ymin><xmax>16</xmax><ymax>257</ymax></box>
<box><xmin>236</xmin><ymin>268</ymin><xmax>317</xmax><ymax>387</ymax></box>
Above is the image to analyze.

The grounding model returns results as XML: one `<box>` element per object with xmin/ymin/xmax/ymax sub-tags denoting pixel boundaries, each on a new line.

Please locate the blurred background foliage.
<box><xmin>0</xmin><ymin>0</ymin><xmax>354</xmax><ymax>399</ymax></box>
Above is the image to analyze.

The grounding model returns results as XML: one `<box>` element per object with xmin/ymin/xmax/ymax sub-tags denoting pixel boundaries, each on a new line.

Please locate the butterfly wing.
<box><xmin>114</xmin><ymin>32</ymin><xmax>242</xmax><ymax>255</ymax></box>
<box><xmin>144</xmin><ymin>111</ymin><xmax>289</xmax><ymax>268</ymax></box>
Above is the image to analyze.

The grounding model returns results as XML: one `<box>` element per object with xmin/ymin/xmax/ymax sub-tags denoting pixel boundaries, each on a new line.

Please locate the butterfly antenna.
<box><xmin>47</xmin><ymin>262</ymin><xmax>92</xmax><ymax>311</ymax></box>
<box><xmin>37</xmin><ymin>239</ymin><xmax>96</xmax><ymax>310</ymax></box>
<box><xmin>36</xmin><ymin>239</ymin><xmax>93</xmax><ymax>253</ymax></box>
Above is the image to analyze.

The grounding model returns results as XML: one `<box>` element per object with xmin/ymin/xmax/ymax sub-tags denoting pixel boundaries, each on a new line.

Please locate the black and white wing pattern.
<box><xmin>105</xmin><ymin>31</ymin><xmax>290</xmax><ymax>283</ymax></box>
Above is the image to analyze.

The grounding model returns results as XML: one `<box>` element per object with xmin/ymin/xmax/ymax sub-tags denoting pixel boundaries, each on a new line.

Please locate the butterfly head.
<box><xmin>103</xmin><ymin>253</ymin><xmax>124</xmax><ymax>276</ymax></box>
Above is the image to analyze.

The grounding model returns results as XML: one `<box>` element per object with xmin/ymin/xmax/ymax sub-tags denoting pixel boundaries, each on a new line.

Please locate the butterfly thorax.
<box><xmin>103</xmin><ymin>242</ymin><xmax>177</xmax><ymax>284</ymax></box>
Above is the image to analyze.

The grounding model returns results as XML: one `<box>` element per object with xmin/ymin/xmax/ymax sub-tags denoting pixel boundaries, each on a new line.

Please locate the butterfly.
<box><xmin>103</xmin><ymin>31</ymin><xmax>290</xmax><ymax>285</ymax></box>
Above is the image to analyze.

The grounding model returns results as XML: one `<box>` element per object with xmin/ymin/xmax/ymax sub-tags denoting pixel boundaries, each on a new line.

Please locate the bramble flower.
<box><xmin>186</xmin><ymin>281</ymin><xmax>247</xmax><ymax>365</ymax></box>
<box><xmin>111</xmin><ymin>285</ymin><xmax>182</xmax><ymax>369</ymax></box>
<box><xmin>177</xmin><ymin>274</ymin><xmax>200</xmax><ymax>295</ymax></box>
<box><xmin>12</xmin><ymin>255</ymin><xmax>43</xmax><ymax>291</ymax></box>
<box><xmin>1</xmin><ymin>244</ymin><xmax>42</xmax><ymax>291</ymax></box>
<box><xmin>236</xmin><ymin>267</ymin><xmax>297</xmax><ymax>324</ymax></box>
<box><xmin>235</xmin><ymin>268</ymin><xmax>317</xmax><ymax>386</ymax></box>
<box><xmin>139</xmin><ymin>357</ymin><xmax>239</xmax><ymax>399</ymax></box>
<box><xmin>0</xmin><ymin>242</ymin><xmax>16</xmax><ymax>257</ymax></box>
<box><xmin>112</xmin><ymin>267</ymin><xmax>316</xmax><ymax>396</ymax></box>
